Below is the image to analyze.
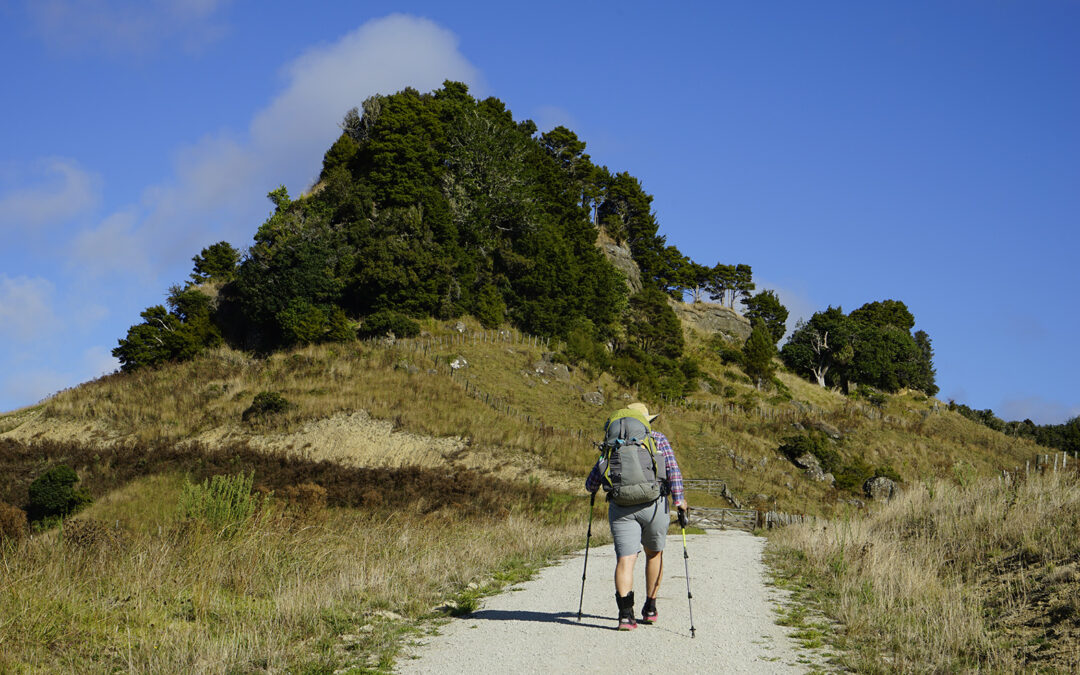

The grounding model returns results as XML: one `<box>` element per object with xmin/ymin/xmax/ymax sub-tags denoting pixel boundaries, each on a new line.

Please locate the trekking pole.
<box><xmin>679</xmin><ymin>507</ymin><xmax>697</xmax><ymax>638</ymax></box>
<box><xmin>577</xmin><ymin>491</ymin><xmax>597</xmax><ymax>621</ymax></box>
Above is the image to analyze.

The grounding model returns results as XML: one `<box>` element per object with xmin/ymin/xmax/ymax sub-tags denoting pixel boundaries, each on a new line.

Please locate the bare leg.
<box><xmin>644</xmin><ymin>546</ymin><xmax>663</xmax><ymax>598</ymax></box>
<box><xmin>615</xmin><ymin>554</ymin><xmax>638</xmax><ymax>596</ymax></box>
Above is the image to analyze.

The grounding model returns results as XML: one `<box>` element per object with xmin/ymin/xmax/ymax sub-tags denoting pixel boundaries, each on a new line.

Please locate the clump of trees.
<box><xmin>780</xmin><ymin>300</ymin><xmax>937</xmax><ymax>396</ymax></box>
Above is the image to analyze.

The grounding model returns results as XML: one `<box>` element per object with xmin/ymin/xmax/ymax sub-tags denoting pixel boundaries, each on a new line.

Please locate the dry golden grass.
<box><xmin>0</xmin><ymin>472</ymin><xmax>600</xmax><ymax>673</ymax></box>
<box><xmin>768</xmin><ymin>469</ymin><xmax>1080</xmax><ymax>671</ymax></box>
<box><xmin>3</xmin><ymin>318</ymin><xmax>1048</xmax><ymax>516</ymax></box>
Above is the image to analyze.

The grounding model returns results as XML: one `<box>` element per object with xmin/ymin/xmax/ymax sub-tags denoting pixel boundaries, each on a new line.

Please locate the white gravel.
<box><xmin>396</xmin><ymin>529</ymin><xmax>816</xmax><ymax>674</ymax></box>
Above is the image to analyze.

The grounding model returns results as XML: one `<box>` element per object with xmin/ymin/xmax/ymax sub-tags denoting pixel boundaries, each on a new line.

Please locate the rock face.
<box><xmin>670</xmin><ymin>300</ymin><xmax>752</xmax><ymax>343</ymax></box>
<box><xmin>863</xmin><ymin>476</ymin><xmax>898</xmax><ymax>502</ymax></box>
<box><xmin>599</xmin><ymin>240</ymin><xmax>642</xmax><ymax>293</ymax></box>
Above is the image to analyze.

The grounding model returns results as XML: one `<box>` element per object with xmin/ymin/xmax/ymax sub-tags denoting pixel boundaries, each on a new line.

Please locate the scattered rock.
<box><xmin>395</xmin><ymin>361</ymin><xmax>419</xmax><ymax>375</ymax></box>
<box><xmin>381</xmin><ymin>331</ymin><xmax>396</xmax><ymax>347</ymax></box>
<box><xmin>809</xmin><ymin>420</ymin><xmax>843</xmax><ymax>440</ymax></box>
<box><xmin>863</xmin><ymin>476</ymin><xmax>898</xmax><ymax>502</ymax></box>
<box><xmin>620</xmin><ymin>393</ymin><xmax>632</xmax><ymax>400</ymax></box>
<box><xmin>371</xmin><ymin>610</ymin><xmax>404</xmax><ymax>621</ymax></box>
<box><xmin>450</xmin><ymin>356</ymin><xmax>468</xmax><ymax>371</ymax></box>
<box><xmin>453</xmin><ymin>322</ymin><xmax>467</xmax><ymax>333</ymax></box>
<box><xmin>794</xmin><ymin>452</ymin><xmax>834</xmax><ymax>484</ymax></box>
<box><xmin>467</xmin><ymin>582</ymin><xmax>480</xmax><ymax>591</ymax></box>
<box><xmin>533</xmin><ymin>356</ymin><xmax>570</xmax><ymax>382</ymax></box>
<box><xmin>582</xmin><ymin>392</ymin><xmax>605</xmax><ymax>406</ymax></box>
<box><xmin>847</xmin><ymin>499</ymin><xmax>866</xmax><ymax>509</ymax></box>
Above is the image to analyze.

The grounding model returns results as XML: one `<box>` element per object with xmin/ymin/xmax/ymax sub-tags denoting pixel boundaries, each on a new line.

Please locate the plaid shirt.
<box><xmin>585</xmin><ymin>431</ymin><xmax>684</xmax><ymax>506</ymax></box>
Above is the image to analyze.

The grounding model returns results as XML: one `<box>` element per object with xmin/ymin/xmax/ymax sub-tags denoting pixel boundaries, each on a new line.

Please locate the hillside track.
<box><xmin>396</xmin><ymin>529</ymin><xmax>817</xmax><ymax>674</ymax></box>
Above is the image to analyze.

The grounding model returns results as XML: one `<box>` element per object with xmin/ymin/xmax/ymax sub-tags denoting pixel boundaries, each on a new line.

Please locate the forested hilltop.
<box><xmin>112</xmin><ymin>81</ymin><xmax>951</xmax><ymax>407</ymax></box>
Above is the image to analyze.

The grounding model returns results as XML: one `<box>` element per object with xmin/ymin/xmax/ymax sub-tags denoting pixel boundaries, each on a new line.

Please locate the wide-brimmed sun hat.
<box><xmin>627</xmin><ymin>402</ymin><xmax>659</xmax><ymax>423</ymax></box>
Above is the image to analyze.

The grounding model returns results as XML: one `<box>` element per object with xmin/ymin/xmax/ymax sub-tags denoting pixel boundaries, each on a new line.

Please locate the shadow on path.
<box><xmin>463</xmin><ymin>610</ymin><xmax>618</xmax><ymax>631</ymax></box>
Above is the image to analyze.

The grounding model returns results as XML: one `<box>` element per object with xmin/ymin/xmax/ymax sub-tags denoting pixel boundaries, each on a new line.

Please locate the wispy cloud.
<box><xmin>533</xmin><ymin>105</ymin><xmax>578</xmax><ymax>134</ymax></box>
<box><xmin>0</xmin><ymin>275</ymin><xmax>60</xmax><ymax>343</ymax></box>
<box><xmin>74</xmin><ymin>14</ymin><xmax>482</xmax><ymax>277</ymax></box>
<box><xmin>0</xmin><ymin>158</ymin><xmax>100</xmax><ymax>229</ymax></box>
<box><xmin>24</xmin><ymin>0</ymin><xmax>232</xmax><ymax>55</ymax></box>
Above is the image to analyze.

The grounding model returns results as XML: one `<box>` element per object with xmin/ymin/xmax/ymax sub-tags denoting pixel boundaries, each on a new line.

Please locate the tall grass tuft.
<box><xmin>768</xmin><ymin>470</ymin><xmax>1080</xmax><ymax>671</ymax></box>
<box><xmin>177</xmin><ymin>471</ymin><xmax>264</xmax><ymax>536</ymax></box>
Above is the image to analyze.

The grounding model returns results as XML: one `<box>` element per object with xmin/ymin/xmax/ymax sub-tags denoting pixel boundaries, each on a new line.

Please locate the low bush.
<box><xmin>358</xmin><ymin>310</ymin><xmax>420</xmax><ymax>339</ymax></box>
<box><xmin>26</xmin><ymin>465</ymin><xmax>92</xmax><ymax>522</ymax></box>
<box><xmin>242</xmin><ymin>391</ymin><xmax>291</xmax><ymax>422</ymax></box>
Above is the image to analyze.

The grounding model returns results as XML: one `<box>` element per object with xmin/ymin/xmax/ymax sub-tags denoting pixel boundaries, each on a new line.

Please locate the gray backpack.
<box><xmin>600</xmin><ymin>408</ymin><xmax>667</xmax><ymax>506</ymax></box>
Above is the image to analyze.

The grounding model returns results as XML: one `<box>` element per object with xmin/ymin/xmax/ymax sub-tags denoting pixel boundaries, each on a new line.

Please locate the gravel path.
<box><xmin>396</xmin><ymin>529</ymin><xmax>815</xmax><ymax>674</ymax></box>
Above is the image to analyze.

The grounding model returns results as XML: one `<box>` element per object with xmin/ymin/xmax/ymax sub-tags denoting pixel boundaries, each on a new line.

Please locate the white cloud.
<box><xmin>72</xmin><ymin>14</ymin><xmax>482</xmax><ymax>278</ymax></box>
<box><xmin>0</xmin><ymin>276</ymin><xmax>60</xmax><ymax>343</ymax></box>
<box><xmin>67</xmin><ymin>207</ymin><xmax>152</xmax><ymax>279</ymax></box>
<box><xmin>998</xmin><ymin>396</ymin><xmax>1080</xmax><ymax>426</ymax></box>
<box><xmin>0</xmin><ymin>158</ymin><xmax>100</xmax><ymax>230</ymax></box>
<box><xmin>24</xmin><ymin>0</ymin><xmax>231</xmax><ymax>55</ymax></box>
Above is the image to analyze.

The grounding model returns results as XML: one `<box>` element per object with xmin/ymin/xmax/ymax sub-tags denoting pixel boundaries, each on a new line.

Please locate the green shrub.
<box><xmin>359</xmin><ymin>310</ymin><xmax>420</xmax><ymax>339</ymax></box>
<box><xmin>242</xmin><ymin>391</ymin><xmax>291</xmax><ymax>422</ymax></box>
<box><xmin>778</xmin><ymin>431</ymin><xmax>839</xmax><ymax>473</ymax></box>
<box><xmin>874</xmin><ymin>464</ymin><xmax>903</xmax><ymax>483</ymax></box>
<box><xmin>177</xmin><ymin>472</ymin><xmax>264</xmax><ymax>536</ymax></box>
<box><xmin>26</xmin><ymin>465</ymin><xmax>92</xmax><ymax>521</ymax></box>
<box><xmin>834</xmin><ymin>456</ymin><xmax>875</xmax><ymax>491</ymax></box>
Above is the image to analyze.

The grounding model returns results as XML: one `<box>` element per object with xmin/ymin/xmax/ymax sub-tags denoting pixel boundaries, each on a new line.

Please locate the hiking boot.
<box><xmin>640</xmin><ymin>596</ymin><xmax>658</xmax><ymax>624</ymax></box>
<box><xmin>616</xmin><ymin>591</ymin><xmax>637</xmax><ymax>630</ymax></box>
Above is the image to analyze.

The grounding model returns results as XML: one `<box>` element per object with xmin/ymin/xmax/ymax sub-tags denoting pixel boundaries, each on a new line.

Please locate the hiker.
<box><xmin>585</xmin><ymin>402</ymin><xmax>686</xmax><ymax>630</ymax></box>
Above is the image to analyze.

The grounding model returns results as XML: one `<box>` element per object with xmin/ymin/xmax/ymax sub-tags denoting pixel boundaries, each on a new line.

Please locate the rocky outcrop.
<box><xmin>863</xmin><ymin>477</ymin><xmax>898</xmax><ymax>502</ymax></box>
<box><xmin>598</xmin><ymin>240</ymin><xmax>642</xmax><ymax>293</ymax></box>
<box><xmin>670</xmin><ymin>300</ymin><xmax>752</xmax><ymax>343</ymax></box>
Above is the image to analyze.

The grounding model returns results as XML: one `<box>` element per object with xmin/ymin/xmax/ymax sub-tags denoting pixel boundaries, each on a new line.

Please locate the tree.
<box><xmin>849</xmin><ymin>299</ymin><xmax>915</xmax><ymax>331</ymax></box>
<box><xmin>113</xmin><ymin>288</ymin><xmax>222</xmax><ymax>372</ymax></box>
<box><xmin>733</xmin><ymin>264</ymin><xmax>755</xmax><ymax>307</ymax></box>
<box><xmin>741</xmin><ymin>324</ymin><xmax>777</xmax><ymax>388</ymax></box>
<box><xmin>742</xmin><ymin>290</ymin><xmax>789</xmax><ymax>344</ymax></box>
<box><xmin>678</xmin><ymin>260</ymin><xmax>713</xmax><ymax>303</ymax></box>
<box><xmin>190</xmin><ymin>241</ymin><xmax>240</xmax><ymax>284</ymax></box>
<box><xmin>780</xmin><ymin>307</ymin><xmax>855</xmax><ymax>387</ymax></box>
<box><xmin>705</xmin><ymin>264</ymin><xmax>735</xmax><ymax>306</ymax></box>
<box><xmin>626</xmin><ymin>287</ymin><xmax>683</xmax><ymax>359</ymax></box>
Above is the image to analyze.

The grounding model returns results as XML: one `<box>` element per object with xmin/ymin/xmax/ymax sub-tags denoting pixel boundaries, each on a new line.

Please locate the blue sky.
<box><xmin>1</xmin><ymin>1</ymin><xmax>1077</xmax><ymax>424</ymax></box>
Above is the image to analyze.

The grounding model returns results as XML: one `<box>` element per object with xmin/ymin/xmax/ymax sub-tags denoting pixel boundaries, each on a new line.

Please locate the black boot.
<box><xmin>640</xmin><ymin>596</ymin><xmax>658</xmax><ymax>624</ymax></box>
<box><xmin>616</xmin><ymin>591</ymin><xmax>637</xmax><ymax>630</ymax></box>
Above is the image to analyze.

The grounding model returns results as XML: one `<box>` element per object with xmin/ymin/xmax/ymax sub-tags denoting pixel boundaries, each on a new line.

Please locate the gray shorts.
<box><xmin>608</xmin><ymin>498</ymin><xmax>669</xmax><ymax>558</ymax></box>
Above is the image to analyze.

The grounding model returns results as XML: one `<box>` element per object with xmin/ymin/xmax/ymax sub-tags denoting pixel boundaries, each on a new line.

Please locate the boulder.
<box><xmin>582</xmin><ymin>391</ymin><xmax>605</xmax><ymax>406</ymax></box>
<box><xmin>795</xmin><ymin>452</ymin><xmax>835</xmax><ymax>486</ymax></box>
<box><xmin>533</xmin><ymin>356</ymin><xmax>571</xmax><ymax>382</ymax></box>
<box><xmin>395</xmin><ymin>361</ymin><xmax>420</xmax><ymax>375</ymax></box>
<box><xmin>669</xmin><ymin>300</ymin><xmax>752</xmax><ymax>342</ymax></box>
<box><xmin>863</xmin><ymin>476</ymin><xmax>898</xmax><ymax>502</ymax></box>
<box><xmin>450</xmin><ymin>356</ymin><xmax>468</xmax><ymax>371</ymax></box>
<box><xmin>809</xmin><ymin>420</ymin><xmax>843</xmax><ymax>440</ymax></box>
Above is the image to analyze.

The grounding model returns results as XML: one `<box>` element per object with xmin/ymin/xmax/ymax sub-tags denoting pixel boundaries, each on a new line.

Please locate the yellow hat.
<box><xmin>627</xmin><ymin>402</ymin><xmax>658</xmax><ymax>423</ymax></box>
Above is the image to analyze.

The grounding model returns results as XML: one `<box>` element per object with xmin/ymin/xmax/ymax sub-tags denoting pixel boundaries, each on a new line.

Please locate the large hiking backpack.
<box><xmin>600</xmin><ymin>408</ymin><xmax>667</xmax><ymax>506</ymax></box>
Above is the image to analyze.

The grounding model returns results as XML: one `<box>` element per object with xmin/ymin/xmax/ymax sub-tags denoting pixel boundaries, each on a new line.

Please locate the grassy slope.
<box><xmin>1</xmin><ymin>316</ymin><xmax>1044</xmax><ymax>513</ymax></box>
<box><xmin>0</xmin><ymin>317</ymin><xmax>1053</xmax><ymax>671</ymax></box>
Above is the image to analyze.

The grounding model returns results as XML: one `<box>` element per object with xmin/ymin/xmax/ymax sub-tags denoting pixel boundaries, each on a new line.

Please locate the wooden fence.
<box><xmin>686</xmin><ymin>506</ymin><xmax>812</xmax><ymax>531</ymax></box>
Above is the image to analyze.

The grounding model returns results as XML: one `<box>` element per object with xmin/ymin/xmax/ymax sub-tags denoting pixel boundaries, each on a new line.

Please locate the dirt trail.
<box><xmin>396</xmin><ymin>529</ymin><xmax>819</xmax><ymax>674</ymax></box>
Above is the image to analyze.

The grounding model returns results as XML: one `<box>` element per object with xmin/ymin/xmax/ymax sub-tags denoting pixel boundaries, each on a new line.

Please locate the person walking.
<box><xmin>585</xmin><ymin>402</ymin><xmax>686</xmax><ymax>630</ymax></box>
